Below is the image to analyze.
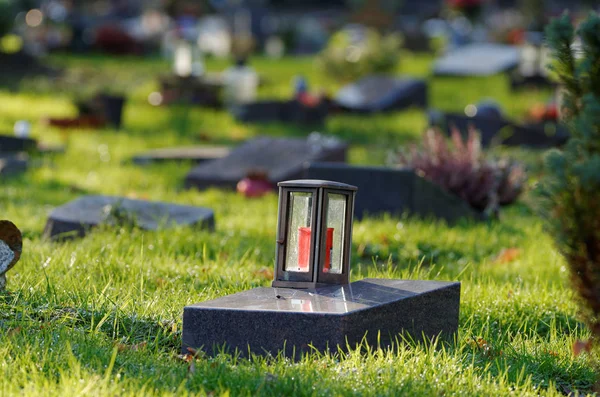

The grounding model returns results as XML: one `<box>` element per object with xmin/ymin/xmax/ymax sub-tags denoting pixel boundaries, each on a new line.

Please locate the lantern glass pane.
<box><xmin>325</xmin><ymin>193</ymin><xmax>346</xmax><ymax>274</ymax></box>
<box><xmin>284</xmin><ymin>192</ymin><xmax>313</xmax><ymax>273</ymax></box>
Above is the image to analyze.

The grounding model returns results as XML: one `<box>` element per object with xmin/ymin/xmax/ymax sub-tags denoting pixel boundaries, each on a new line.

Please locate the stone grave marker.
<box><xmin>0</xmin><ymin>153</ymin><xmax>28</xmax><ymax>177</ymax></box>
<box><xmin>185</xmin><ymin>136</ymin><xmax>347</xmax><ymax>190</ymax></box>
<box><xmin>431</xmin><ymin>112</ymin><xmax>569</xmax><ymax>148</ymax></box>
<box><xmin>303</xmin><ymin>162</ymin><xmax>483</xmax><ymax>222</ymax></box>
<box><xmin>44</xmin><ymin>195</ymin><xmax>215</xmax><ymax>240</ymax></box>
<box><xmin>334</xmin><ymin>76</ymin><xmax>427</xmax><ymax>113</ymax></box>
<box><xmin>433</xmin><ymin>44</ymin><xmax>519</xmax><ymax>76</ymax></box>
<box><xmin>131</xmin><ymin>146</ymin><xmax>230</xmax><ymax>165</ymax></box>
<box><xmin>183</xmin><ymin>279</ymin><xmax>460</xmax><ymax>357</ymax></box>
<box><xmin>231</xmin><ymin>100</ymin><xmax>328</xmax><ymax>125</ymax></box>
<box><xmin>0</xmin><ymin>134</ymin><xmax>37</xmax><ymax>153</ymax></box>
<box><xmin>159</xmin><ymin>74</ymin><xmax>223</xmax><ymax>107</ymax></box>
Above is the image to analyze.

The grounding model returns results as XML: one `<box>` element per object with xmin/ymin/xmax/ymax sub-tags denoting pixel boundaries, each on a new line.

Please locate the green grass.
<box><xmin>0</xmin><ymin>53</ymin><xmax>598</xmax><ymax>396</ymax></box>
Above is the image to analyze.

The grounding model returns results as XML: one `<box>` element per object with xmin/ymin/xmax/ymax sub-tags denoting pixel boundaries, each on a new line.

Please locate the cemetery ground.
<box><xmin>0</xmin><ymin>54</ymin><xmax>598</xmax><ymax>396</ymax></box>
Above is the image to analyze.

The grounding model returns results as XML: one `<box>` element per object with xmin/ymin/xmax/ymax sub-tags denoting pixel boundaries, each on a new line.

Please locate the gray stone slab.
<box><xmin>232</xmin><ymin>100</ymin><xmax>328</xmax><ymax>125</ymax></box>
<box><xmin>0</xmin><ymin>134</ymin><xmax>37</xmax><ymax>153</ymax></box>
<box><xmin>0</xmin><ymin>153</ymin><xmax>28</xmax><ymax>177</ymax></box>
<box><xmin>303</xmin><ymin>162</ymin><xmax>482</xmax><ymax>222</ymax></box>
<box><xmin>131</xmin><ymin>146</ymin><xmax>230</xmax><ymax>165</ymax></box>
<box><xmin>182</xmin><ymin>278</ymin><xmax>461</xmax><ymax>357</ymax></box>
<box><xmin>44</xmin><ymin>195</ymin><xmax>215</xmax><ymax>239</ymax></box>
<box><xmin>433</xmin><ymin>44</ymin><xmax>519</xmax><ymax>76</ymax></box>
<box><xmin>185</xmin><ymin>136</ymin><xmax>347</xmax><ymax>190</ymax></box>
<box><xmin>334</xmin><ymin>76</ymin><xmax>427</xmax><ymax>113</ymax></box>
<box><xmin>431</xmin><ymin>112</ymin><xmax>569</xmax><ymax>148</ymax></box>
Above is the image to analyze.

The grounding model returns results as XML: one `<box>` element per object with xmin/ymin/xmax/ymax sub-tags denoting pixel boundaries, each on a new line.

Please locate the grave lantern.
<box><xmin>518</xmin><ymin>31</ymin><xmax>550</xmax><ymax>78</ymax></box>
<box><xmin>273</xmin><ymin>180</ymin><xmax>357</xmax><ymax>289</ymax></box>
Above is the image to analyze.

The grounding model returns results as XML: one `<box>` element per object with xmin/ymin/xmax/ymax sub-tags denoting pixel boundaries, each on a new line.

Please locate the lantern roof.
<box><xmin>277</xmin><ymin>179</ymin><xmax>358</xmax><ymax>191</ymax></box>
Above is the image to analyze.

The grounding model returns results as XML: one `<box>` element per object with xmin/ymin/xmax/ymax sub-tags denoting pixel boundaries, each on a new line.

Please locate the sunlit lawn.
<box><xmin>0</xmin><ymin>52</ymin><xmax>597</xmax><ymax>396</ymax></box>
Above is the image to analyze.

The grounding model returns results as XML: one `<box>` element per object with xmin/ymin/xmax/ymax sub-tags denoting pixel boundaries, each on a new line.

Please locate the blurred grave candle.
<box><xmin>14</xmin><ymin>121</ymin><xmax>31</xmax><ymax>138</ymax></box>
<box><xmin>223</xmin><ymin>58</ymin><xmax>258</xmax><ymax>107</ymax></box>
<box><xmin>519</xmin><ymin>41</ymin><xmax>538</xmax><ymax>77</ymax></box>
<box><xmin>174</xmin><ymin>40</ymin><xmax>193</xmax><ymax>77</ymax></box>
<box><xmin>191</xmin><ymin>46</ymin><xmax>204</xmax><ymax>77</ymax></box>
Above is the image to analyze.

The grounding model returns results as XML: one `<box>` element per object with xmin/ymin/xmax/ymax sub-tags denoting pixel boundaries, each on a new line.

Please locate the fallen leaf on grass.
<box><xmin>7</xmin><ymin>327</ymin><xmax>21</xmax><ymax>337</ymax></box>
<box><xmin>116</xmin><ymin>341</ymin><xmax>147</xmax><ymax>352</ymax></box>
<box><xmin>253</xmin><ymin>268</ymin><xmax>274</xmax><ymax>280</ymax></box>
<box><xmin>156</xmin><ymin>277</ymin><xmax>167</xmax><ymax>288</ymax></box>
<box><xmin>178</xmin><ymin>347</ymin><xmax>202</xmax><ymax>376</ymax></box>
<box><xmin>197</xmin><ymin>132</ymin><xmax>212</xmax><ymax>142</ymax></box>
<box><xmin>543</xmin><ymin>349</ymin><xmax>559</xmax><ymax>357</ymax></box>
<box><xmin>493</xmin><ymin>248</ymin><xmax>521</xmax><ymax>264</ymax></box>
<box><xmin>572</xmin><ymin>339</ymin><xmax>592</xmax><ymax>356</ymax></box>
<box><xmin>467</xmin><ymin>337</ymin><xmax>503</xmax><ymax>358</ymax></box>
<box><xmin>378</xmin><ymin>234</ymin><xmax>390</xmax><ymax>246</ymax></box>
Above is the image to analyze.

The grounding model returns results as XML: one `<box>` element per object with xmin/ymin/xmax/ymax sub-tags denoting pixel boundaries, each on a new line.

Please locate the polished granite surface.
<box><xmin>189</xmin><ymin>278</ymin><xmax>455</xmax><ymax>314</ymax></box>
<box><xmin>182</xmin><ymin>278</ymin><xmax>461</xmax><ymax>356</ymax></box>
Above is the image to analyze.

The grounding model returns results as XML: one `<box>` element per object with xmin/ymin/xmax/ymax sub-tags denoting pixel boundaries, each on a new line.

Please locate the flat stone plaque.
<box><xmin>0</xmin><ymin>153</ymin><xmax>28</xmax><ymax>177</ymax></box>
<box><xmin>433</xmin><ymin>44</ymin><xmax>519</xmax><ymax>76</ymax></box>
<box><xmin>510</xmin><ymin>73</ymin><xmax>555</xmax><ymax>90</ymax></box>
<box><xmin>131</xmin><ymin>146</ymin><xmax>230</xmax><ymax>165</ymax></box>
<box><xmin>44</xmin><ymin>195</ymin><xmax>215</xmax><ymax>239</ymax></box>
<box><xmin>185</xmin><ymin>136</ymin><xmax>347</xmax><ymax>190</ymax></box>
<box><xmin>232</xmin><ymin>100</ymin><xmax>328</xmax><ymax>125</ymax></box>
<box><xmin>182</xmin><ymin>278</ymin><xmax>460</xmax><ymax>357</ymax></box>
<box><xmin>433</xmin><ymin>112</ymin><xmax>568</xmax><ymax>148</ymax></box>
<box><xmin>0</xmin><ymin>134</ymin><xmax>37</xmax><ymax>153</ymax></box>
<box><xmin>304</xmin><ymin>162</ymin><xmax>482</xmax><ymax>222</ymax></box>
<box><xmin>334</xmin><ymin>76</ymin><xmax>427</xmax><ymax>113</ymax></box>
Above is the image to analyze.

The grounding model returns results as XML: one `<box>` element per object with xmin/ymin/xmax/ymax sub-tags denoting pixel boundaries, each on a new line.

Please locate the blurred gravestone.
<box><xmin>0</xmin><ymin>153</ymin><xmax>28</xmax><ymax>177</ymax></box>
<box><xmin>429</xmin><ymin>111</ymin><xmax>569</xmax><ymax>148</ymax></box>
<box><xmin>334</xmin><ymin>76</ymin><xmax>427</xmax><ymax>113</ymax></box>
<box><xmin>433</xmin><ymin>44</ymin><xmax>519</xmax><ymax>76</ymax></box>
<box><xmin>131</xmin><ymin>146</ymin><xmax>230</xmax><ymax>165</ymax></box>
<box><xmin>185</xmin><ymin>135</ymin><xmax>347</xmax><ymax>190</ymax></box>
<box><xmin>0</xmin><ymin>134</ymin><xmax>37</xmax><ymax>153</ymax></box>
<box><xmin>303</xmin><ymin>162</ymin><xmax>484</xmax><ymax>222</ymax></box>
<box><xmin>231</xmin><ymin>100</ymin><xmax>328</xmax><ymax>125</ymax></box>
<box><xmin>44</xmin><ymin>195</ymin><xmax>215</xmax><ymax>240</ymax></box>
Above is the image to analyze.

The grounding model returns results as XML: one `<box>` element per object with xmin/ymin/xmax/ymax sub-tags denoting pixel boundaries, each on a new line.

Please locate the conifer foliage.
<box><xmin>542</xmin><ymin>13</ymin><xmax>600</xmax><ymax>340</ymax></box>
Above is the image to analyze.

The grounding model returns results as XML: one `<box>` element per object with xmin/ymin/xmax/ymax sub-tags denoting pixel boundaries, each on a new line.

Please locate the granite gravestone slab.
<box><xmin>433</xmin><ymin>44</ymin><xmax>519</xmax><ymax>76</ymax></box>
<box><xmin>303</xmin><ymin>162</ymin><xmax>483</xmax><ymax>222</ymax></box>
<box><xmin>131</xmin><ymin>146</ymin><xmax>230</xmax><ymax>165</ymax></box>
<box><xmin>334</xmin><ymin>76</ymin><xmax>427</xmax><ymax>113</ymax></box>
<box><xmin>159</xmin><ymin>74</ymin><xmax>223</xmax><ymax>107</ymax></box>
<box><xmin>231</xmin><ymin>100</ymin><xmax>328</xmax><ymax>125</ymax></box>
<box><xmin>0</xmin><ymin>153</ymin><xmax>28</xmax><ymax>177</ymax></box>
<box><xmin>509</xmin><ymin>73</ymin><xmax>555</xmax><ymax>90</ymax></box>
<box><xmin>182</xmin><ymin>278</ymin><xmax>460</xmax><ymax>357</ymax></box>
<box><xmin>506</xmin><ymin>122</ymin><xmax>569</xmax><ymax>148</ymax></box>
<box><xmin>0</xmin><ymin>134</ymin><xmax>37</xmax><ymax>153</ymax></box>
<box><xmin>44</xmin><ymin>195</ymin><xmax>215</xmax><ymax>239</ymax></box>
<box><xmin>185</xmin><ymin>136</ymin><xmax>347</xmax><ymax>190</ymax></box>
<box><xmin>431</xmin><ymin>112</ymin><xmax>568</xmax><ymax>148</ymax></box>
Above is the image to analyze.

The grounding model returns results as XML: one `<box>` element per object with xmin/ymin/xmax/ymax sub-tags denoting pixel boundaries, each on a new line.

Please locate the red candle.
<box><xmin>297</xmin><ymin>227</ymin><xmax>334</xmax><ymax>271</ymax></box>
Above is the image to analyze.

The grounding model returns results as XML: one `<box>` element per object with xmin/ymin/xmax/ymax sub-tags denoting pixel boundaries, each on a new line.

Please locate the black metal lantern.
<box><xmin>273</xmin><ymin>180</ymin><xmax>357</xmax><ymax>289</ymax></box>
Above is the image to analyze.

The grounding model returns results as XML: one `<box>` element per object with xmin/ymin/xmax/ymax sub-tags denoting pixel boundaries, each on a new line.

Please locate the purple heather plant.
<box><xmin>396</xmin><ymin>126</ymin><xmax>526</xmax><ymax>216</ymax></box>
